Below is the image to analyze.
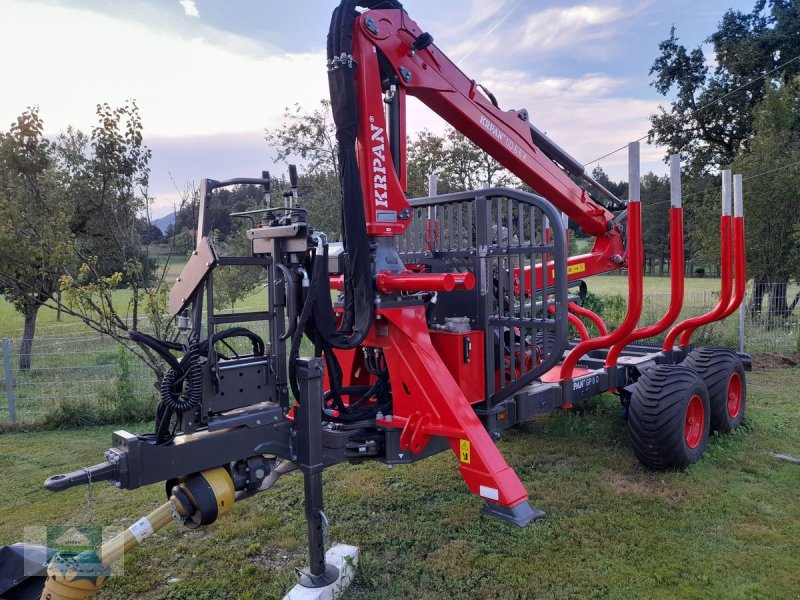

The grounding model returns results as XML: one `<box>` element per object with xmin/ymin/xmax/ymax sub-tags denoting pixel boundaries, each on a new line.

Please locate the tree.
<box><xmin>407</xmin><ymin>128</ymin><xmax>516</xmax><ymax>197</ymax></box>
<box><xmin>213</xmin><ymin>231</ymin><xmax>264</xmax><ymax>312</ymax></box>
<box><xmin>649</xmin><ymin>1</ymin><xmax>800</xmax><ymax>175</ymax></box>
<box><xmin>649</xmin><ymin>0</ymin><xmax>800</xmax><ymax>314</ymax></box>
<box><xmin>138</xmin><ymin>219</ymin><xmax>164</xmax><ymax>244</ymax></box>
<box><xmin>640</xmin><ymin>173</ymin><xmax>672</xmax><ymax>275</ymax></box>
<box><xmin>265</xmin><ymin>101</ymin><xmax>343</xmax><ymax>239</ymax></box>
<box><xmin>266</xmin><ymin>100</ymin><xmax>339</xmax><ymax>176</ymax></box>
<box><xmin>0</xmin><ymin>102</ymin><xmax>180</xmax><ymax>382</ymax></box>
<box><xmin>0</xmin><ymin>108</ymin><xmax>75</xmax><ymax>370</ymax></box>
<box><xmin>732</xmin><ymin>78</ymin><xmax>800</xmax><ymax>318</ymax></box>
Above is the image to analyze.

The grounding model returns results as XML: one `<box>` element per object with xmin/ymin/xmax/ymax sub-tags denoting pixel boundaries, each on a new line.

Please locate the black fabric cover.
<box><xmin>319</xmin><ymin>0</ymin><xmax>403</xmax><ymax>350</ymax></box>
<box><xmin>290</xmin><ymin>1</ymin><xmax>403</xmax><ymax>405</ymax></box>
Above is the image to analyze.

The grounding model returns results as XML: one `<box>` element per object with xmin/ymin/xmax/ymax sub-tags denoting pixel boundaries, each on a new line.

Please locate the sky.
<box><xmin>0</xmin><ymin>0</ymin><xmax>755</xmax><ymax>218</ymax></box>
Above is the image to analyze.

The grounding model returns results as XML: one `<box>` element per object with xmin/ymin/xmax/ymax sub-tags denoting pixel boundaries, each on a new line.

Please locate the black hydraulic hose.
<box><xmin>274</xmin><ymin>262</ymin><xmax>297</xmax><ymax>341</ymax></box>
<box><xmin>325</xmin><ymin>0</ymin><xmax>405</xmax><ymax>350</ymax></box>
<box><xmin>187</xmin><ymin>335</ymin><xmax>203</xmax><ymax>408</ymax></box>
<box><xmin>154</xmin><ymin>336</ymin><xmax>204</xmax><ymax>444</ymax></box>
<box><xmin>323</xmin><ymin>385</ymin><xmax>371</xmax><ymax>403</ymax></box>
<box><xmin>200</xmin><ymin>327</ymin><xmax>265</xmax><ymax>357</ymax></box>
<box><xmin>128</xmin><ymin>329</ymin><xmax>182</xmax><ymax>373</ymax></box>
<box><xmin>288</xmin><ymin>248</ymin><xmax>327</xmax><ymax>402</ymax></box>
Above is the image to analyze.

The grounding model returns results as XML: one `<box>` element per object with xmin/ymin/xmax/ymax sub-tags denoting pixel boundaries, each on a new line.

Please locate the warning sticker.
<box><xmin>459</xmin><ymin>439</ymin><xmax>471</xmax><ymax>464</ymax></box>
<box><xmin>551</xmin><ymin>262</ymin><xmax>586</xmax><ymax>279</ymax></box>
<box><xmin>567</xmin><ymin>263</ymin><xmax>586</xmax><ymax>276</ymax></box>
<box><xmin>128</xmin><ymin>517</ymin><xmax>154</xmax><ymax>543</ymax></box>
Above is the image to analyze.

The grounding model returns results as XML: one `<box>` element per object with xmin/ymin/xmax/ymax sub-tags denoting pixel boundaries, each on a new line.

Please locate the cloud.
<box><xmin>518</xmin><ymin>4</ymin><xmax>625</xmax><ymax>52</ymax></box>
<box><xmin>447</xmin><ymin>2</ymin><xmax>630</xmax><ymax>68</ymax></box>
<box><xmin>406</xmin><ymin>67</ymin><xmax>663</xmax><ymax>180</ymax></box>
<box><xmin>480</xmin><ymin>69</ymin><xmax>663</xmax><ymax>176</ymax></box>
<box><xmin>179</xmin><ymin>0</ymin><xmax>199</xmax><ymax>18</ymax></box>
<box><xmin>0</xmin><ymin>0</ymin><xmax>329</xmax><ymax>137</ymax></box>
<box><xmin>0</xmin><ymin>0</ymin><xmax>331</xmax><ymax>210</ymax></box>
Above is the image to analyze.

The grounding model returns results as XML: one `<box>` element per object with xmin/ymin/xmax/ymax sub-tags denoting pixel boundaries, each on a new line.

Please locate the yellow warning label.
<box><xmin>459</xmin><ymin>439</ymin><xmax>471</xmax><ymax>464</ymax></box>
<box><xmin>568</xmin><ymin>262</ymin><xmax>586</xmax><ymax>276</ymax></box>
<box><xmin>551</xmin><ymin>262</ymin><xmax>587</xmax><ymax>279</ymax></box>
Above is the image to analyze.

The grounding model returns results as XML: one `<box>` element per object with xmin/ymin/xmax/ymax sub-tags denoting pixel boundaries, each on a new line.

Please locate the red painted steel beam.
<box><xmin>375</xmin><ymin>271</ymin><xmax>475</xmax><ymax>294</ymax></box>
<box><xmin>606</xmin><ymin>155</ymin><xmax>685</xmax><ymax>366</ymax></box>
<box><xmin>351</xmin><ymin>9</ymin><xmax>626</xmax><ymax>280</ymax></box>
<box><xmin>723</xmin><ymin>174</ymin><xmax>746</xmax><ymax>317</ymax></box>
<box><xmin>548</xmin><ymin>304</ymin><xmax>589</xmax><ymax>341</ymax></box>
<box><xmin>663</xmin><ymin>170</ymin><xmax>735</xmax><ymax>350</ymax></box>
<box><xmin>568</xmin><ymin>301</ymin><xmax>609</xmax><ymax>337</ymax></box>
<box><xmin>560</xmin><ymin>143</ymin><xmax>644</xmax><ymax>380</ymax></box>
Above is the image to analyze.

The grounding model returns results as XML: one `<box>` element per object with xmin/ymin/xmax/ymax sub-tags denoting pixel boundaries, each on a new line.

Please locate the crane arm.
<box><xmin>346</xmin><ymin>5</ymin><xmax>626</xmax><ymax>279</ymax></box>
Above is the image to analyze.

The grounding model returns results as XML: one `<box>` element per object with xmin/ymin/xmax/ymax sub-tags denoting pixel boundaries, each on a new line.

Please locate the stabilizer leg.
<box><xmin>367</xmin><ymin>307</ymin><xmax>541</xmax><ymax>524</ymax></box>
<box><xmin>295</xmin><ymin>358</ymin><xmax>339</xmax><ymax>588</ymax></box>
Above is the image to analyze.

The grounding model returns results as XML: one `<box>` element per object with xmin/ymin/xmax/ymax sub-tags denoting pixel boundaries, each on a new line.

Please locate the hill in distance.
<box><xmin>152</xmin><ymin>212</ymin><xmax>176</xmax><ymax>233</ymax></box>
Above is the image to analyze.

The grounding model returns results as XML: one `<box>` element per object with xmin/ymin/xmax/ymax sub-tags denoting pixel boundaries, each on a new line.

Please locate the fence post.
<box><xmin>2</xmin><ymin>338</ymin><xmax>17</xmax><ymax>423</ymax></box>
<box><xmin>738</xmin><ymin>297</ymin><xmax>746</xmax><ymax>353</ymax></box>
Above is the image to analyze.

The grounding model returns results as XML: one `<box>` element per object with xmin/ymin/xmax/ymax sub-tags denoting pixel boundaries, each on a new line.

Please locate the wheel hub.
<box><xmin>684</xmin><ymin>394</ymin><xmax>704</xmax><ymax>449</ymax></box>
<box><xmin>727</xmin><ymin>372</ymin><xmax>742</xmax><ymax>418</ymax></box>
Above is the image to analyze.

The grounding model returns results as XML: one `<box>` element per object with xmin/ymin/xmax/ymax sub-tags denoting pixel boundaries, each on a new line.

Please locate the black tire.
<box><xmin>683</xmin><ymin>348</ymin><xmax>746</xmax><ymax>434</ymax></box>
<box><xmin>628</xmin><ymin>365</ymin><xmax>710</xmax><ymax>470</ymax></box>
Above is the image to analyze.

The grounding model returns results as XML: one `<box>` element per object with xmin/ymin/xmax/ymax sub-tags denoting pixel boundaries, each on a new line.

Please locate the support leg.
<box><xmin>370</xmin><ymin>307</ymin><xmax>543</xmax><ymax>526</ymax></box>
<box><xmin>295</xmin><ymin>357</ymin><xmax>339</xmax><ymax>588</ymax></box>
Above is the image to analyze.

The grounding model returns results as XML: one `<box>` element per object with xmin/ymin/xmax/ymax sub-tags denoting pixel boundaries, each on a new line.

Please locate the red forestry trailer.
<box><xmin>8</xmin><ymin>1</ymin><xmax>749</xmax><ymax>598</ymax></box>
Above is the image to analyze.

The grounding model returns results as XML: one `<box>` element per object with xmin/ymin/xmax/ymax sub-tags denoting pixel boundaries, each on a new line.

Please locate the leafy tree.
<box><xmin>213</xmin><ymin>232</ymin><xmax>264</xmax><ymax>312</ymax></box>
<box><xmin>0</xmin><ymin>108</ymin><xmax>74</xmax><ymax>370</ymax></box>
<box><xmin>732</xmin><ymin>79</ymin><xmax>800</xmax><ymax>317</ymax></box>
<box><xmin>266</xmin><ymin>100</ymin><xmax>339</xmax><ymax>176</ymax></box>
<box><xmin>138</xmin><ymin>219</ymin><xmax>164</xmax><ymax>244</ymax></box>
<box><xmin>265</xmin><ymin>101</ymin><xmax>343</xmax><ymax>239</ymax></box>
<box><xmin>407</xmin><ymin>127</ymin><xmax>516</xmax><ymax>197</ymax></box>
<box><xmin>649</xmin><ymin>0</ymin><xmax>800</xmax><ymax>174</ymax></box>
<box><xmin>0</xmin><ymin>102</ymin><xmax>178</xmax><ymax>381</ymax></box>
<box><xmin>640</xmin><ymin>173</ymin><xmax>672</xmax><ymax>275</ymax></box>
<box><xmin>649</xmin><ymin>0</ymin><xmax>800</xmax><ymax>314</ymax></box>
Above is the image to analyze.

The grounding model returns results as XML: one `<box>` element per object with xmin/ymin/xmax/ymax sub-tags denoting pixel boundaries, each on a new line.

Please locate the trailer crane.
<box><xmin>14</xmin><ymin>1</ymin><xmax>749</xmax><ymax>598</ymax></box>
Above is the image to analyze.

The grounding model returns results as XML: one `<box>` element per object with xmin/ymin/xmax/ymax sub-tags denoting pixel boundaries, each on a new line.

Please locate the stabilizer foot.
<box><xmin>296</xmin><ymin>564</ymin><xmax>339</xmax><ymax>588</ymax></box>
<box><xmin>481</xmin><ymin>500</ymin><xmax>545</xmax><ymax>527</ymax></box>
<box><xmin>285</xmin><ymin>544</ymin><xmax>358</xmax><ymax>599</ymax></box>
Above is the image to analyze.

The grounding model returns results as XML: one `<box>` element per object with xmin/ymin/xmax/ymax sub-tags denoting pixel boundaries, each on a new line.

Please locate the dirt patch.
<box><xmin>751</xmin><ymin>352</ymin><xmax>800</xmax><ymax>370</ymax></box>
<box><xmin>248</xmin><ymin>546</ymin><xmax>294</xmax><ymax>570</ymax></box>
<box><xmin>607</xmin><ymin>471</ymin><xmax>663</xmax><ymax>495</ymax></box>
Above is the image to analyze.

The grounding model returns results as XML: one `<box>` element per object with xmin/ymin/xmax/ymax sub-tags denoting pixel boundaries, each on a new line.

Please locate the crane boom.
<box><xmin>345</xmin><ymin>6</ymin><xmax>626</xmax><ymax>280</ymax></box>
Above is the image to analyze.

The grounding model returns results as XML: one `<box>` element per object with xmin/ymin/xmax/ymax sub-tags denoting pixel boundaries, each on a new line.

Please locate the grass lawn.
<box><xmin>0</xmin><ymin>254</ymin><xmax>187</xmax><ymax>339</ymax></box>
<box><xmin>0</xmin><ymin>274</ymin><xmax>722</xmax><ymax>339</ymax></box>
<box><xmin>1</xmin><ymin>365</ymin><xmax>798</xmax><ymax>599</ymax></box>
<box><xmin>586</xmin><ymin>274</ymin><xmax>729</xmax><ymax>296</ymax></box>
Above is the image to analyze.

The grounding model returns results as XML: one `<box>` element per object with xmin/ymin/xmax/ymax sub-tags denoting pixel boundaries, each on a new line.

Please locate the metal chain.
<box><xmin>81</xmin><ymin>467</ymin><xmax>98</xmax><ymax>550</ymax></box>
<box><xmin>319</xmin><ymin>509</ymin><xmax>330</xmax><ymax>549</ymax></box>
<box><xmin>82</xmin><ymin>467</ymin><xmax>94</xmax><ymax>525</ymax></box>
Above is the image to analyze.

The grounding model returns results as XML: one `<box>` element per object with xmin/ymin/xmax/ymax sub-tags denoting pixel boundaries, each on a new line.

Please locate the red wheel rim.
<box><xmin>684</xmin><ymin>394</ymin><xmax>704</xmax><ymax>449</ymax></box>
<box><xmin>727</xmin><ymin>372</ymin><xmax>742</xmax><ymax>418</ymax></box>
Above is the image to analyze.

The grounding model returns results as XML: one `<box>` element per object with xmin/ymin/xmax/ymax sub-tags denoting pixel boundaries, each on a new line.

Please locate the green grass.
<box><xmin>586</xmin><ymin>274</ymin><xmax>730</xmax><ymax>296</ymax></box>
<box><xmin>1</xmin><ymin>367</ymin><xmax>798</xmax><ymax>599</ymax></box>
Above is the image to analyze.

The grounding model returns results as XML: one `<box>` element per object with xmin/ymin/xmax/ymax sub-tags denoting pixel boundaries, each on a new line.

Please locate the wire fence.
<box><xmin>0</xmin><ymin>286</ymin><xmax>798</xmax><ymax>424</ymax></box>
<box><xmin>0</xmin><ymin>334</ymin><xmax>157</xmax><ymax>424</ymax></box>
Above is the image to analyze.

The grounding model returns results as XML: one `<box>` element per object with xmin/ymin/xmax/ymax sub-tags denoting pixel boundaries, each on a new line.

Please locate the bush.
<box><xmin>43</xmin><ymin>347</ymin><xmax>157</xmax><ymax>429</ymax></box>
<box><xmin>580</xmin><ymin>292</ymin><xmax>627</xmax><ymax>335</ymax></box>
<box><xmin>98</xmin><ymin>347</ymin><xmax>156</xmax><ymax>423</ymax></box>
<box><xmin>43</xmin><ymin>398</ymin><xmax>100</xmax><ymax>429</ymax></box>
